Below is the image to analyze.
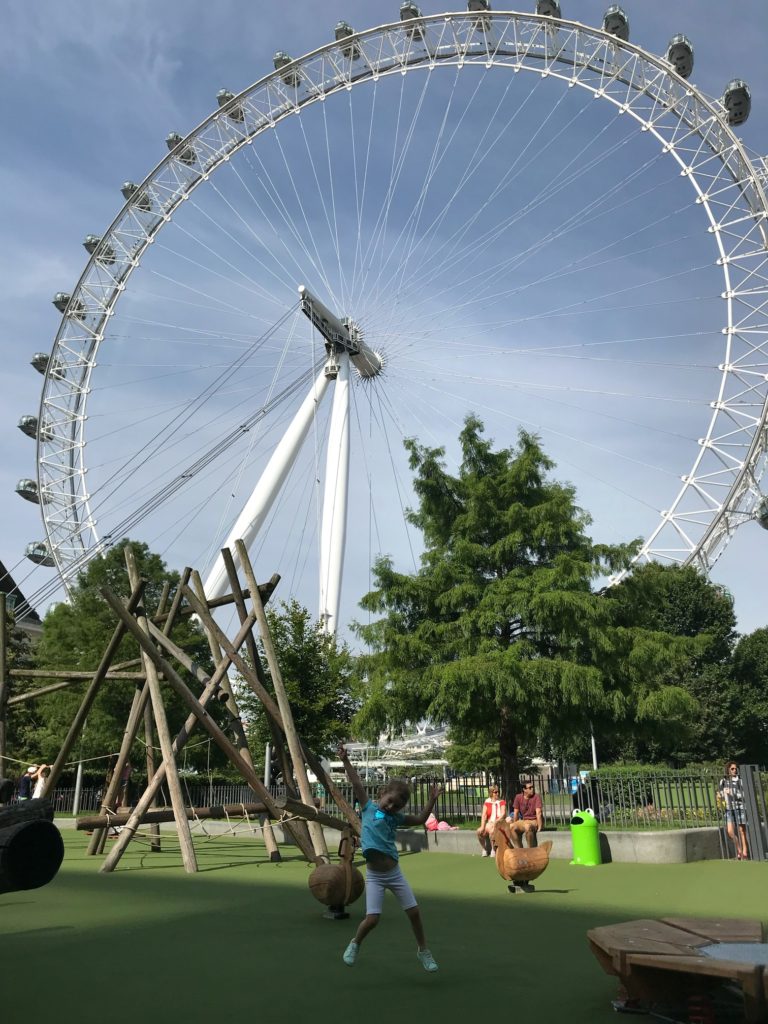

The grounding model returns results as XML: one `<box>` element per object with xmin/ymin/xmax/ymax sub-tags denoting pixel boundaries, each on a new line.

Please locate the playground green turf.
<box><xmin>2</xmin><ymin>832</ymin><xmax>767</xmax><ymax>1024</ymax></box>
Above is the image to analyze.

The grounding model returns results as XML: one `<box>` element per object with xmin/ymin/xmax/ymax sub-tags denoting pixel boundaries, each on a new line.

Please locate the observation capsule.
<box><xmin>18</xmin><ymin>415</ymin><xmax>53</xmax><ymax>442</ymax></box>
<box><xmin>16</xmin><ymin>479</ymin><xmax>40</xmax><ymax>504</ymax></box>
<box><xmin>121</xmin><ymin>181</ymin><xmax>152</xmax><ymax>212</ymax></box>
<box><xmin>536</xmin><ymin>0</ymin><xmax>561</xmax><ymax>17</ymax></box>
<box><xmin>665</xmin><ymin>34</ymin><xmax>694</xmax><ymax>79</ymax></box>
<box><xmin>722</xmin><ymin>80</ymin><xmax>751</xmax><ymax>126</ymax></box>
<box><xmin>83</xmin><ymin>234</ymin><xmax>115</xmax><ymax>265</ymax></box>
<box><xmin>468</xmin><ymin>0</ymin><xmax>492</xmax><ymax>32</ymax></box>
<box><xmin>52</xmin><ymin>293</ymin><xmax>86</xmax><ymax>320</ymax></box>
<box><xmin>166</xmin><ymin>132</ymin><xmax>197</xmax><ymax>166</ymax></box>
<box><xmin>216</xmin><ymin>89</ymin><xmax>245</xmax><ymax>123</ymax></box>
<box><xmin>18</xmin><ymin>415</ymin><xmax>39</xmax><ymax>439</ymax></box>
<box><xmin>400</xmin><ymin>2</ymin><xmax>424</xmax><ymax>38</ymax></box>
<box><xmin>757</xmin><ymin>497</ymin><xmax>768</xmax><ymax>530</ymax></box>
<box><xmin>25</xmin><ymin>542</ymin><xmax>55</xmax><ymax>567</ymax></box>
<box><xmin>335</xmin><ymin>21</ymin><xmax>360</xmax><ymax>60</ymax></box>
<box><xmin>603</xmin><ymin>5</ymin><xmax>629</xmax><ymax>41</ymax></box>
<box><xmin>30</xmin><ymin>352</ymin><xmax>49</xmax><ymax>374</ymax></box>
<box><xmin>273</xmin><ymin>52</ymin><xmax>301</xmax><ymax>87</ymax></box>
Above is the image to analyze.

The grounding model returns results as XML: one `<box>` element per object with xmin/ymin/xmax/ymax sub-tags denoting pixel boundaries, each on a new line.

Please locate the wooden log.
<box><xmin>43</xmin><ymin>580</ymin><xmax>146</xmax><ymax>796</ymax></box>
<box><xmin>152</xmin><ymin>581</ymin><xmax>277</xmax><ymax>624</ymax></box>
<box><xmin>76</xmin><ymin>801</ymin><xmax>270</xmax><ymax>830</ymax></box>
<box><xmin>218</xmin><ymin>551</ymin><xmax>282</xmax><ymax>862</ymax></box>
<box><xmin>275</xmin><ymin>795</ymin><xmax>354</xmax><ymax>833</ymax></box>
<box><xmin>101</xmin><ymin>586</ymin><xmax>319</xmax><ymax>865</ymax></box>
<box><xmin>0</xmin><ymin>797</ymin><xmax>54</xmax><ymax>829</ymax></box>
<box><xmin>0</xmin><ymin>799</ymin><xmax>64</xmax><ymax>894</ymax></box>
<box><xmin>9</xmin><ymin>669</ymin><xmax>145</xmax><ymax>680</ymax></box>
<box><xmin>89</xmin><ymin>566</ymin><xmax>191</xmax><ymax>857</ymax></box>
<box><xmin>230</xmin><ymin>545</ymin><xmax>328</xmax><ymax>860</ymax></box>
<box><xmin>125</xmin><ymin>548</ymin><xmax>198</xmax><ymax>874</ymax></box>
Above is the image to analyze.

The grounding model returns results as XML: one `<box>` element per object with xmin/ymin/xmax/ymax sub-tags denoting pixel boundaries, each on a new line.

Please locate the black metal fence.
<box><xmin>36</xmin><ymin>765</ymin><xmax>768</xmax><ymax>862</ymax></box>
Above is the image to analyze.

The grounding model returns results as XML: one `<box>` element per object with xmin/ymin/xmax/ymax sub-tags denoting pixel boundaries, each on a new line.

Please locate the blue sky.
<box><xmin>1</xmin><ymin>1</ymin><xmax>767</xmax><ymax>639</ymax></box>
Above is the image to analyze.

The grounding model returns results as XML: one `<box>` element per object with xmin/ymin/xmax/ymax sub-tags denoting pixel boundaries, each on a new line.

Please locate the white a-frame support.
<box><xmin>203</xmin><ymin>286</ymin><xmax>381</xmax><ymax>636</ymax></box>
<box><xmin>319</xmin><ymin>352</ymin><xmax>350</xmax><ymax>635</ymax></box>
<box><xmin>203</xmin><ymin>368</ymin><xmax>330</xmax><ymax>601</ymax></box>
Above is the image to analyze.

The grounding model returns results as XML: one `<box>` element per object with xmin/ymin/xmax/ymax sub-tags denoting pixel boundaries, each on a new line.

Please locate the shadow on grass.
<box><xmin>2</xmin><ymin>835</ymin><xmax>767</xmax><ymax>1024</ymax></box>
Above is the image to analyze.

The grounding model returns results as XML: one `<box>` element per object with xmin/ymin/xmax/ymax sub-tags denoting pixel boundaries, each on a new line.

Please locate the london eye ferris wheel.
<box><xmin>14</xmin><ymin>3</ymin><xmax>768</xmax><ymax>635</ymax></box>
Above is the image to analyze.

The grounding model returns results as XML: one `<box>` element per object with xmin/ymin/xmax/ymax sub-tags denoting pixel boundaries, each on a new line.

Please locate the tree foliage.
<box><xmin>353</xmin><ymin>418</ymin><xmax>700</xmax><ymax>796</ymax></box>
<box><xmin>730</xmin><ymin>627</ymin><xmax>768</xmax><ymax>764</ymax></box>
<box><xmin>603</xmin><ymin>564</ymin><xmax>747</xmax><ymax>764</ymax></box>
<box><xmin>237</xmin><ymin>599</ymin><xmax>357</xmax><ymax>766</ymax></box>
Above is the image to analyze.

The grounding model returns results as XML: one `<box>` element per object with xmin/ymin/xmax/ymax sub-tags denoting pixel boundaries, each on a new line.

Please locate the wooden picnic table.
<box><xmin>587</xmin><ymin>916</ymin><xmax>767</xmax><ymax>1022</ymax></box>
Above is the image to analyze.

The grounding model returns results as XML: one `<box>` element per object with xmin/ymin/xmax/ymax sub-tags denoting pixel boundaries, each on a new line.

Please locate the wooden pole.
<box><xmin>178</xmin><ymin>576</ymin><xmax>359</xmax><ymax>835</ymax></box>
<box><xmin>190</xmin><ymin>570</ymin><xmax>281</xmax><ymax>863</ymax></box>
<box><xmin>77</xmin><ymin>801</ymin><xmax>270</xmax><ymax>830</ymax></box>
<box><xmin>217</xmin><ymin>554</ymin><xmax>292</xmax><ymax>859</ymax></box>
<box><xmin>0</xmin><ymin>594</ymin><xmax>8</xmax><ymax>776</ymax></box>
<box><xmin>233</xmin><ymin>541</ymin><xmax>328</xmax><ymax>861</ymax></box>
<box><xmin>99</xmin><ymin>605</ymin><xmax>270</xmax><ymax>872</ymax></box>
<box><xmin>43</xmin><ymin>581</ymin><xmax>145</xmax><ymax>796</ymax></box>
<box><xmin>88</xmin><ymin>570</ymin><xmax>192</xmax><ymax>856</ymax></box>
<box><xmin>152</xmin><ymin>585</ymin><xmax>269</xmax><ymax>625</ymax></box>
<box><xmin>144</xmin><ymin>582</ymin><xmax>170</xmax><ymax>854</ymax></box>
<box><xmin>220</xmin><ymin>549</ymin><xmax>297</xmax><ymax>801</ymax></box>
<box><xmin>8</xmin><ymin>676</ymin><xmax>142</xmax><ymax>707</ymax></box>
<box><xmin>143</xmin><ymin>701</ymin><xmax>161</xmax><ymax>852</ymax></box>
<box><xmin>100</xmin><ymin>587</ymin><xmax>319</xmax><ymax>864</ymax></box>
<box><xmin>9</xmin><ymin>669</ymin><xmax>145</xmax><ymax>680</ymax></box>
<box><xmin>124</xmin><ymin>547</ymin><xmax>197</xmax><ymax>873</ymax></box>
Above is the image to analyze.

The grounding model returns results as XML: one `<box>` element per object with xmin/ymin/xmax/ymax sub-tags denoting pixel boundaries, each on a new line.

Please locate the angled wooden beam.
<box><xmin>124</xmin><ymin>548</ymin><xmax>197</xmax><ymax>872</ymax></box>
<box><xmin>43</xmin><ymin>581</ymin><xmax>145</xmax><ymax>796</ymax></box>
<box><xmin>101</xmin><ymin>586</ymin><xmax>319</xmax><ymax>864</ymax></box>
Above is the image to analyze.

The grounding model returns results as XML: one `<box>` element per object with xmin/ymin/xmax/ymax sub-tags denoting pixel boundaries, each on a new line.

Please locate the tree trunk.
<box><xmin>499</xmin><ymin>713</ymin><xmax>520</xmax><ymax>804</ymax></box>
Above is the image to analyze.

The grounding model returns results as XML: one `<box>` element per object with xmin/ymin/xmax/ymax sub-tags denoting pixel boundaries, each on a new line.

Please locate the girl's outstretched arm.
<box><xmin>403</xmin><ymin>785</ymin><xmax>443</xmax><ymax>826</ymax></box>
<box><xmin>337</xmin><ymin>744</ymin><xmax>368</xmax><ymax>808</ymax></box>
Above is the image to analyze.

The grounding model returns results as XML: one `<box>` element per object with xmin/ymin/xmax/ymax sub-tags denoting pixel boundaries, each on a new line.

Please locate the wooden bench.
<box><xmin>587</xmin><ymin>916</ymin><xmax>767</xmax><ymax>1022</ymax></box>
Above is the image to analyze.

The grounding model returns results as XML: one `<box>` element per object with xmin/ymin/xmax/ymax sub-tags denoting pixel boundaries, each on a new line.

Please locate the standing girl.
<box><xmin>337</xmin><ymin>744</ymin><xmax>442</xmax><ymax>972</ymax></box>
<box><xmin>718</xmin><ymin>761</ymin><xmax>749</xmax><ymax>860</ymax></box>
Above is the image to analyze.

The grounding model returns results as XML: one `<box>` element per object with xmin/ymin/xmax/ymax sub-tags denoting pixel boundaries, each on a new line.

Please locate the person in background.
<box><xmin>17</xmin><ymin>766</ymin><xmax>37</xmax><ymax>801</ymax></box>
<box><xmin>476</xmin><ymin>784</ymin><xmax>506</xmax><ymax>856</ymax></box>
<box><xmin>32</xmin><ymin>764</ymin><xmax>50</xmax><ymax>800</ymax></box>
<box><xmin>507</xmin><ymin>780</ymin><xmax>544</xmax><ymax>848</ymax></box>
<box><xmin>718</xmin><ymin>760</ymin><xmax>749</xmax><ymax>860</ymax></box>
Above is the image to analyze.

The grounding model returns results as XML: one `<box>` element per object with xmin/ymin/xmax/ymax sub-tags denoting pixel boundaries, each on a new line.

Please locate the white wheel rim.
<box><xmin>37</xmin><ymin>11</ymin><xmax>768</xmax><ymax>600</ymax></box>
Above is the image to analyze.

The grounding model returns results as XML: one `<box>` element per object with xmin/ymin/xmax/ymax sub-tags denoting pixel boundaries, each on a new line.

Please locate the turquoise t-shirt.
<box><xmin>360</xmin><ymin>800</ymin><xmax>406</xmax><ymax>862</ymax></box>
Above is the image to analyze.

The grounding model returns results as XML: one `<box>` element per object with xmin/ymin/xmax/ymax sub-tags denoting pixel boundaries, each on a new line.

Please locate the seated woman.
<box><xmin>476</xmin><ymin>785</ymin><xmax>506</xmax><ymax>856</ymax></box>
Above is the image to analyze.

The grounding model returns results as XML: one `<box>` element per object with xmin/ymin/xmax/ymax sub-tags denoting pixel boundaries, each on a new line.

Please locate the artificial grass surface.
<box><xmin>2</xmin><ymin>832</ymin><xmax>767</xmax><ymax>1024</ymax></box>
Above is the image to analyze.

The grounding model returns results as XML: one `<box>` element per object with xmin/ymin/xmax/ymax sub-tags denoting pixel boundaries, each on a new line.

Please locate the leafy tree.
<box><xmin>29</xmin><ymin>541</ymin><xmax>214</xmax><ymax>774</ymax></box>
<box><xmin>354</xmin><ymin>417</ymin><xmax>697</xmax><ymax>798</ymax></box>
<box><xmin>445</xmin><ymin>724</ymin><xmax>501</xmax><ymax>776</ymax></box>
<box><xmin>730</xmin><ymin>628</ymin><xmax>768</xmax><ymax>764</ymax></box>
<box><xmin>2</xmin><ymin>607</ymin><xmax>36</xmax><ymax>774</ymax></box>
<box><xmin>237</xmin><ymin>599</ymin><xmax>357</xmax><ymax>766</ymax></box>
<box><xmin>603</xmin><ymin>564</ymin><xmax>739</xmax><ymax>763</ymax></box>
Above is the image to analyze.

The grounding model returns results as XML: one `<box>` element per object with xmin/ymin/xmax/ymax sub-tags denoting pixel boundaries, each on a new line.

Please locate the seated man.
<box><xmin>507</xmin><ymin>780</ymin><xmax>543</xmax><ymax>848</ymax></box>
<box><xmin>476</xmin><ymin>784</ymin><xmax>506</xmax><ymax>856</ymax></box>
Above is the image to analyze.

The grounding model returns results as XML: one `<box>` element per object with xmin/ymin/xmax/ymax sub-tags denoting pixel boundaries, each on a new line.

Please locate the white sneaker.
<box><xmin>417</xmin><ymin>948</ymin><xmax>439</xmax><ymax>972</ymax></box>
<box><xmin>481</xmin><ymin>850</ymin><xmax>490</xmax><ymax>857</ymax></box>
<box><xmin>342</xmin><ymin>940</ymin><xmax>358</xmax><ymax>966</ymax></box>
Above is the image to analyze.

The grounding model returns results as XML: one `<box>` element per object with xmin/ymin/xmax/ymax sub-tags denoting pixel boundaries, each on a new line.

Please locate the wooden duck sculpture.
<box><xmin>493</xmin><ymin>820</ymin><xmax>552</xmax><ymax>893</ymax></box>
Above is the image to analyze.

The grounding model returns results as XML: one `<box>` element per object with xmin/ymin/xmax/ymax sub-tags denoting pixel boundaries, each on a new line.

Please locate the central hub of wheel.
<box><xmin>298</xmin><ymin>284</ymin><xmax>382</xmax><ymax>379</ymax></box>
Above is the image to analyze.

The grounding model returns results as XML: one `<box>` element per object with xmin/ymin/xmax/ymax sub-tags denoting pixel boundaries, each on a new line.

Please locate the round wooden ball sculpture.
<box><xmin>308</xmin><ymin>861</ymin><xmax>364</xmax><ymax>909</ymax></box>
